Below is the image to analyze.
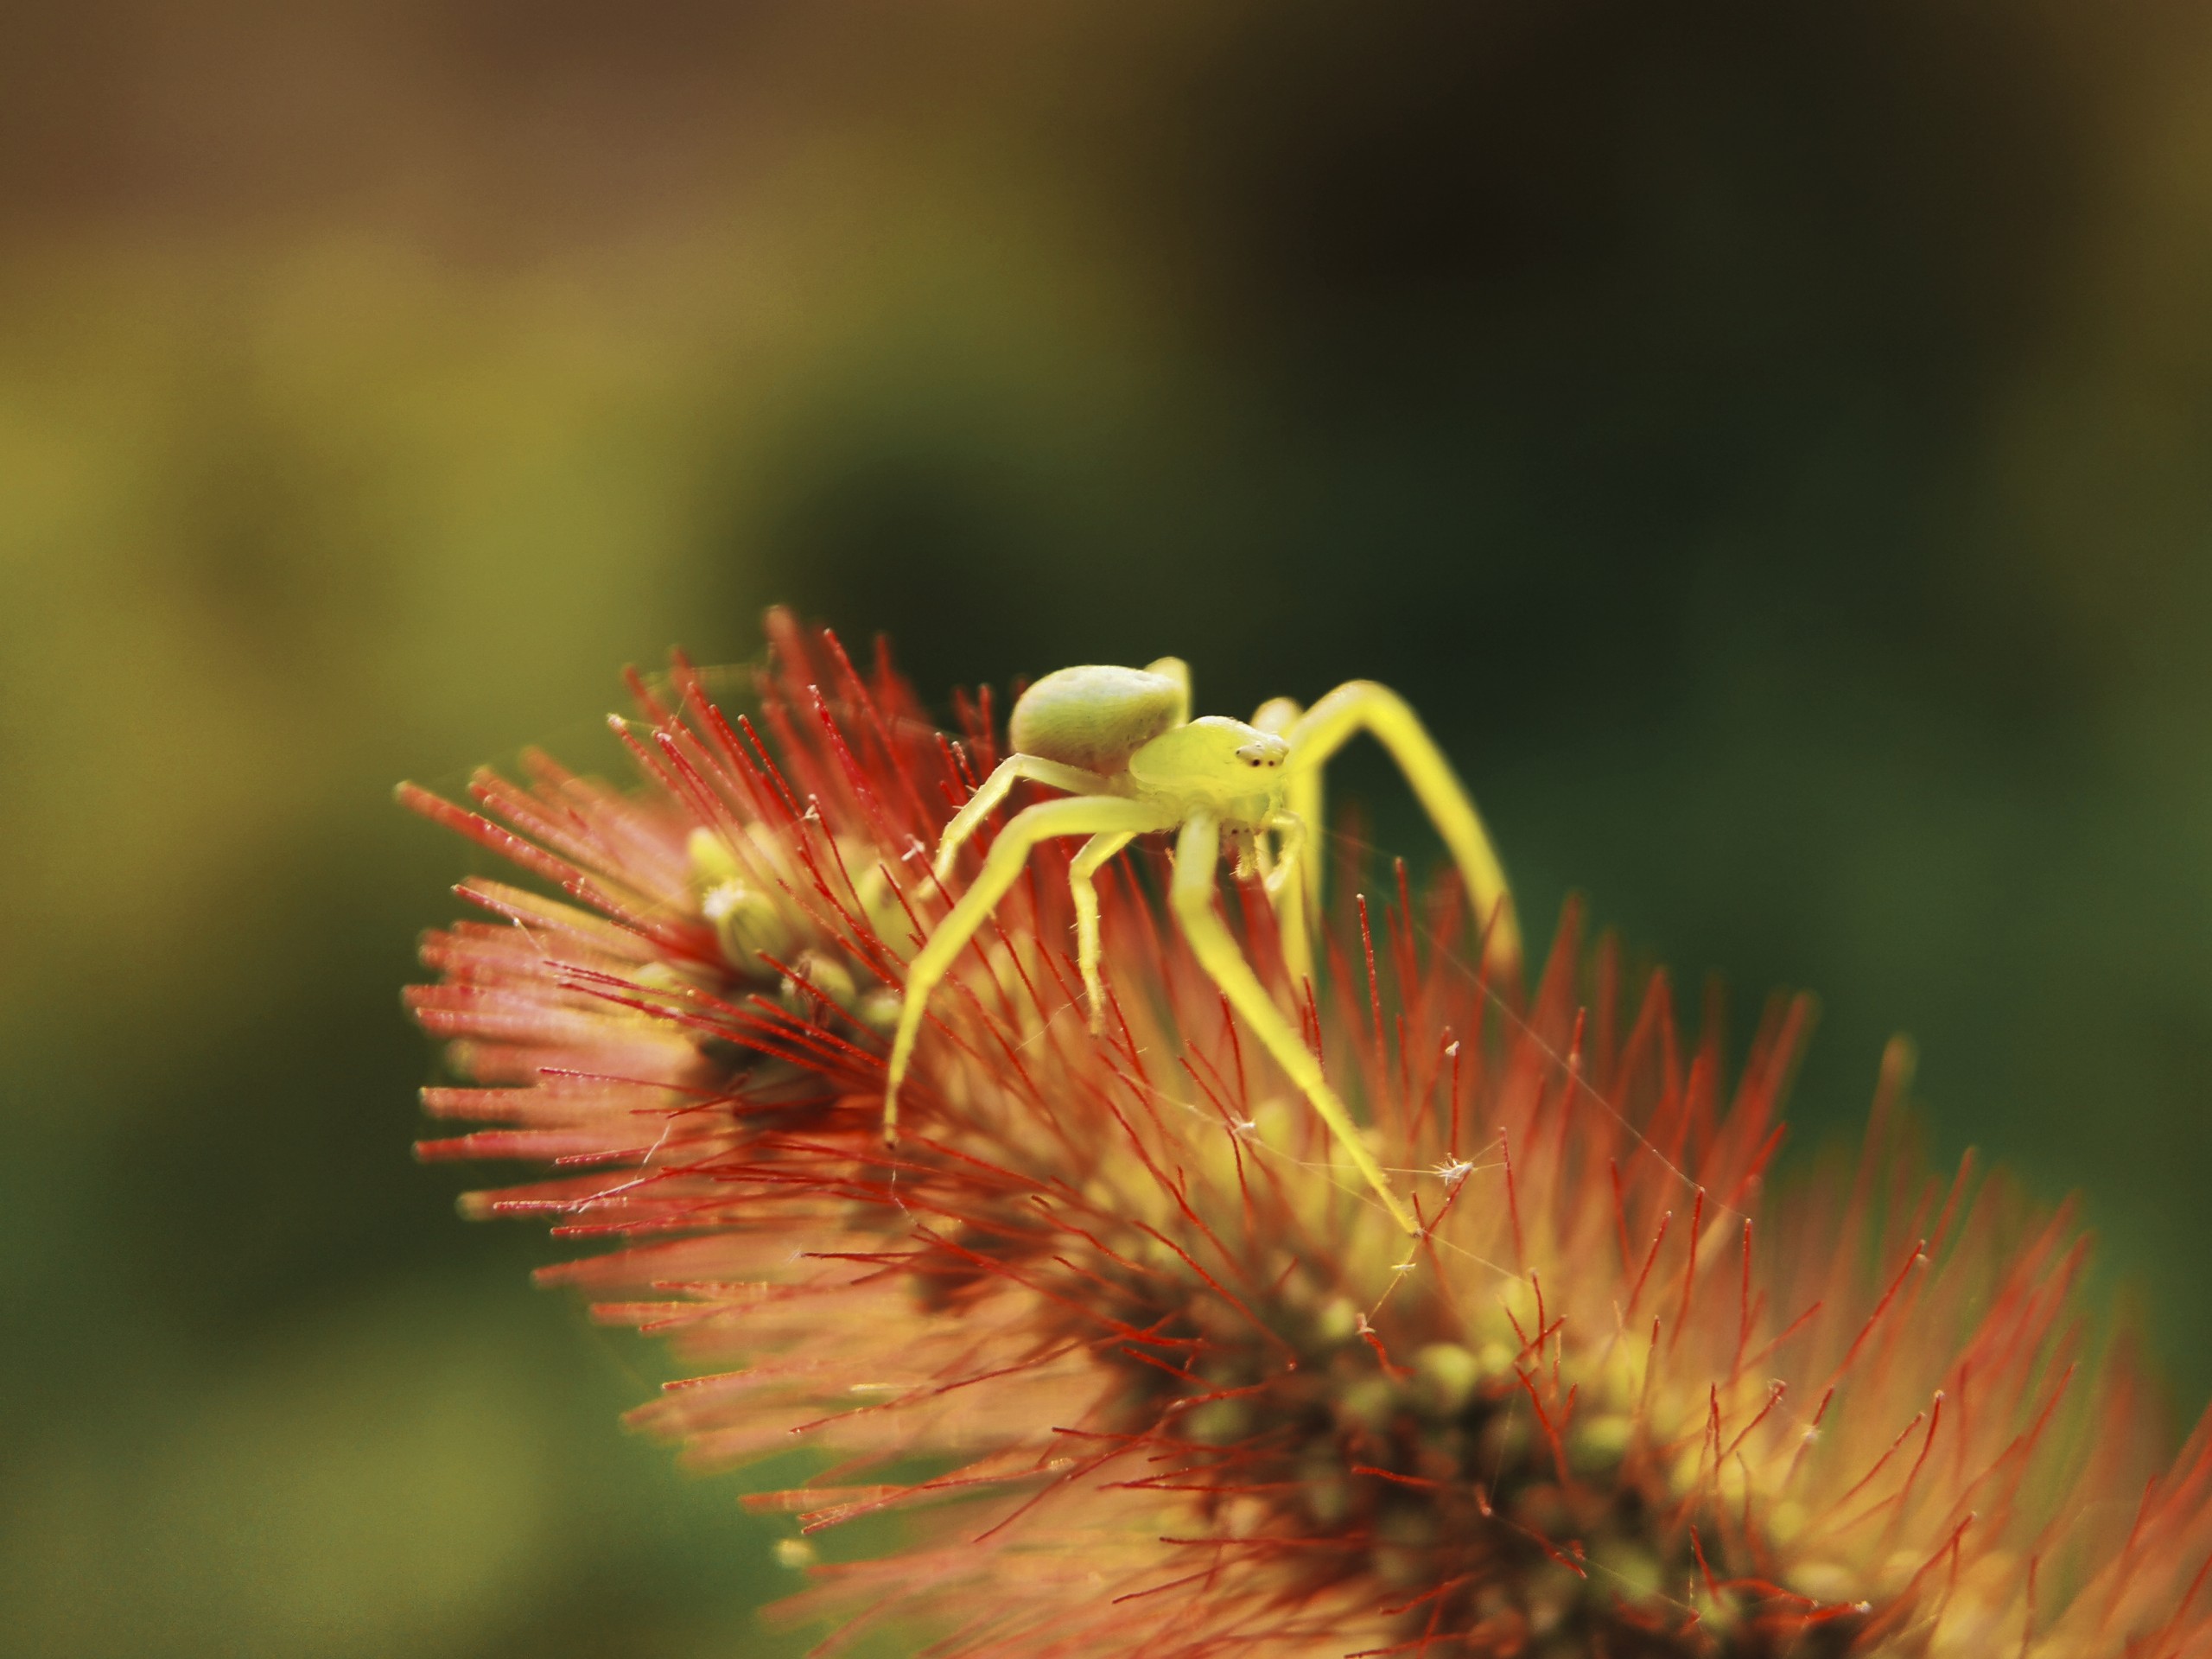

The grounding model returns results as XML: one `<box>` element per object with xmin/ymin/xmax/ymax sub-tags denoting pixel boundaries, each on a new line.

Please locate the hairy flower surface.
<box><xmin>405</xmin><ymin>613</ymin><xmax>2212</xmax><ymax>1656</ymax></box>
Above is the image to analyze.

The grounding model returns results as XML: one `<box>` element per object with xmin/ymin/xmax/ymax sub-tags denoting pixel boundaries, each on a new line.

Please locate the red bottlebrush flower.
<box><xmin>404</xmin><ymin>611</ymin><xmax>2212</xmax><ymax>1656</ymax></box>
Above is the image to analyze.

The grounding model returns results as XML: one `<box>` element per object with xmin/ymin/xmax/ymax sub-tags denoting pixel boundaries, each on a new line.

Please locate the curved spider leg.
<box><xmin>1070</xmin><ymin>830</ymin><xmax>1139</xmax><ymax>1033</ymax></box>
<box><xmin>1169</xmin><ymin>813</ymin><xmax>1419</xmax><ymax>1234</ymax></box>
<box><xmin>932</xmin><ymin>754</ymin><xmax>1114</xmax><ymax>883</ymax></box>
<box><xmin>887</xmin><ymin>794</ymin><xmax>1172</xmax><ymax>1141</ymax></box>
<box><xmin>1285</xmin><ymin>681</ymin><xmax>1522</xmax><ymax>977</ymax></box>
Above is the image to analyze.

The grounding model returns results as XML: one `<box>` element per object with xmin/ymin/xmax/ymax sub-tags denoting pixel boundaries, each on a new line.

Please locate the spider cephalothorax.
<box><xmin>886</xmin><ymin>658</ymin><xmax>1517</xmax><ymax>1231</ymax></box>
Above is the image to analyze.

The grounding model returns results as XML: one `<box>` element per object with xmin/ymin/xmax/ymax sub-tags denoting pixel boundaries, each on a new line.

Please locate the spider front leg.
<box><xmin>932</xmin><ymin>754</ymin><xmax>1115</xmax><ymax>883</ymax></box>
<box><xmin>1169</xmin><ymin>813</ymin><xmax>1419</xmax><ymax>1234</ymax></box>
<box><xmin>887</xmin><ymin>793</ymin><xmax>1169</xmax><ymax>1141</ymax></box>
<box><xmin>1070</xmin><ymin>830</ymin><xmax>1138</xmax><ymax>1033</ymax></box>
<box><xmin>1286</xmin><ymin>680</ymin><xmax>1522</xmax><ymax>977</ymax></box>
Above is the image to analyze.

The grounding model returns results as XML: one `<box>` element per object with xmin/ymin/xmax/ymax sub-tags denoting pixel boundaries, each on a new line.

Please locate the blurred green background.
<box><xmin>7</xmin><ymin>3</ymin><xmax>2212</xmax><ymax>1653</ymax></box>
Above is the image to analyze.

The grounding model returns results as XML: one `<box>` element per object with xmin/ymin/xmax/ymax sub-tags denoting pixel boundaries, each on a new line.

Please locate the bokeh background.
<box><xmin>8</xmin><ymin>3</ymin><xmax>2212</xmax><ymax>1653</ymax></box>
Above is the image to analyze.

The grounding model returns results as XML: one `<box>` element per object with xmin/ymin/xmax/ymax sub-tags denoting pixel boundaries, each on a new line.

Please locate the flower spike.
<box><xmin>404</xmin><ymin>612</ymin><xmax>2212</xmax><ymax>1657</ymax></box>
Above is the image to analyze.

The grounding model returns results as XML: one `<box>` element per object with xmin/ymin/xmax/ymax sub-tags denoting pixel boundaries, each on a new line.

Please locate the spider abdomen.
<box><xmin>1008</xmin><ymin>664</ymin><xmax>1185</xmax><ymax>775</ymax></box>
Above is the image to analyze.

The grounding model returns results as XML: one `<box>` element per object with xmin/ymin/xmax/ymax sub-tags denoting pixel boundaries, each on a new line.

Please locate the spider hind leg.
<box><xmin>932</xmin><ymin>753</ymin><xmax>1112</xmax><ymax>883</ymax></box>
<box><xmin>886</xmin><ymin>794</ymin><xmax>1167</xmax><ymax>1141</ymax></box>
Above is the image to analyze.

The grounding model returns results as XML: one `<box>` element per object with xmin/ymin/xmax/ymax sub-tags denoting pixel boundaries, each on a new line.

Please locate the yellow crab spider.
<box><xmin>883</xmin><ymin>658</ymin><xmax>1519</xmax><ymax>1234</ymax></box>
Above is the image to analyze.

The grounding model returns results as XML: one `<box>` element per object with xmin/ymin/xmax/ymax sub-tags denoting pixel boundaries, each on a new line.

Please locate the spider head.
<box><xmin>1233</xmin><ymin>734</ymin><xmax>1289</xmax><ymax>770</ymax></box>
<box><xmin>1128</xmin><ymin>716</ymin><xmax>1288</xmax><ymax>820</ymax></box>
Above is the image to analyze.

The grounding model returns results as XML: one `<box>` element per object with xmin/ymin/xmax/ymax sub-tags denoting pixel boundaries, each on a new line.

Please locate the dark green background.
<box><xmin>7</xmin><ymin>3</ymin><xmax>2212</xmax><ymax>1652</ymax></box>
